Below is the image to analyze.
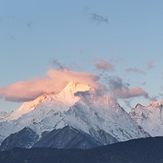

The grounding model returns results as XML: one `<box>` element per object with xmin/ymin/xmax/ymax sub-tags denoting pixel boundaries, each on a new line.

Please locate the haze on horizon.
<box><xmin>0</xmin><ymin>0</ymin><xmax>163</xmax><ymax>112</ymax></box>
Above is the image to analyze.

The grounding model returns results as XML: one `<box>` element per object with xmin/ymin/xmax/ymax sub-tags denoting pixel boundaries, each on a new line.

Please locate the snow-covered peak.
<box><xmin>60</xmin><ymin>81</ymin><xmax>91</xmax><ymax>94</ymax></box>
<box><xmin>135</xmin><ymin>103</ymin><xmax>144</xmax><ymax>108</ymax></box>
<box><xmin>0</xmin><ymin>81</ymin><xmax>149</xmax><ymax>144</ymax></box>
<box><xmin>51</xmin><ymin>81</ymin><xmax>91</xmax><ymax>106</ymax></box>
<box><xmin>134</xmin><ymin>100</ymin><xmax>159</xmax><ymax>110</ymax></box>
<box><xmin>148</xmin><ymin>100</ymin><xmax>159</xmax><ymax>108</ymax></box>
<box><xmin>4</xmin><ymin>82</ymin><xmax>91</xmax><ymax>122</ymax></box>
<box><xmin>130</xmin><ymin>100</ymin><xmax>163</xmax><ymax>136</ymax></box>
<box><xmin>3</xmin><ymin>94</ymin><xmax>50</xmax><ymax>122</ymax></box>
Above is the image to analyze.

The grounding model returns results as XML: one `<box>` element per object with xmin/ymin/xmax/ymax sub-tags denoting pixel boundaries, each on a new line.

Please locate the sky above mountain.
<box><xmin>0</xmin><ymin>0</ymin><xmax>163</xmax><ymax>112</ymax></box>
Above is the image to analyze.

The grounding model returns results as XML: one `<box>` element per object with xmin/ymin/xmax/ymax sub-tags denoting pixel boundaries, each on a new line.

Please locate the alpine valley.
<box><xmin>0</xmin><ymin>82</ymin><xmax>162</xmax><ymax>151</ymax></box>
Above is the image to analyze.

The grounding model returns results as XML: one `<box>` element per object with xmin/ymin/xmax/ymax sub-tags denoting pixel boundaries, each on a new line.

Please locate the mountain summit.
<box><xmin>61</xmin><ymin>81</ymin><xmax>91</xmax><ymax>93</ymax></box>
<box><xmin>2</xmin><ymin>82</ymin><xmax>90</xmax><ymax>122</ymax></box>
<box><xmin>0</xmin><ymin>82</ymin><xmax>149</xmax><ymax>150</ymax></box>
<box><xmin>130</xmin><ymin>100</ymin><xmax>163</xmax><ymax>136</ymax></box>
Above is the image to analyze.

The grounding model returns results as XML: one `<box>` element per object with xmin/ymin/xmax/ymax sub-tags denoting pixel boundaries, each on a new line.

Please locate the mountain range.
<box><xmin>0</xmin><ymin>82</ymin><xmax>162</xmax><ymax>151</ymax></box>
<box><xmin>1</xmin><ymin>137</ymin><xmax>163</xmax><ymax>163</ymax></box>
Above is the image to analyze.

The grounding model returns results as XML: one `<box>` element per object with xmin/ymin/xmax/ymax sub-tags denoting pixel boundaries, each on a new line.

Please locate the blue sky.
<box><xmin>0</xmin><ymin>0</ymin><xmax>163</xmax><ymax>112</ymax></box>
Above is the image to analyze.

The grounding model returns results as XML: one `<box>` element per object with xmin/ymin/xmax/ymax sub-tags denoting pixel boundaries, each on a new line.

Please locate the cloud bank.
<box><xmin>107</xmin><ymin>76</ymin><xmax>149</xmax><ymax>99</ymax></box>
<box><xmin>0</xmin><ymin>67</ymin><xmax>151</xmax><ymax>105</ymax></box>
<box><xmin>0</xmin><ymin>69</ymin><xmax>99</xmax><ymax>102</ymax></box>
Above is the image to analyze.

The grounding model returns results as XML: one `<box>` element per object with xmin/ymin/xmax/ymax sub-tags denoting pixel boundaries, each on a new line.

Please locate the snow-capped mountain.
<box><xmin>0</xmin><ymin>82</ymin><xmax>149</xmax><ymax>150</ymax></box>
<box><xmin>130</xmin><ymin>100</ymin><xmax>163</xmax><ymax>136</ymax></box>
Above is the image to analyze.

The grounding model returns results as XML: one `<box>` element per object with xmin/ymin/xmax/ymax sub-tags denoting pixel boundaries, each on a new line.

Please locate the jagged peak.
<box><xmin>4</xmin><ymin>82</ymin><xmax>91</xmax><ymax>122</ymax></box>
<box><xmin>148</xmin><ymin>100</ymin><xmax>159</xmax><ymax>107</ymax></box>
<box><xmin>135</xmin><ymin>103</ymin><xmax>144</xmax><ymax>108</ymax></box>
<box><xmin>134</xmin><ymin>100</ymin><xmax>163</xmax><ymax>110</ymax></box>
<box><xmin>59</xmin><ymin>81</ymin><xmax>91</xmax><ymax>95</ymax></box>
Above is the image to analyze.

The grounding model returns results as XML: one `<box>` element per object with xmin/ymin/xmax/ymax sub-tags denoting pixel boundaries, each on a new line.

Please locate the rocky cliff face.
<box><xmin>0</xmin><ymin>127</ymin><xmax>39</xmax><ymax>151</ymax></box>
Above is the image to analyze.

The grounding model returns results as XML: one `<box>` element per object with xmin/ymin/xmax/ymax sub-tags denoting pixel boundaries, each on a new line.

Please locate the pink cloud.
<box><xmin>112</xmin><ymin>87</ymin><xmax>149</xmax><ymax>99</ymax></box>
<box><xmin>94</xmin><ymin>58</ymin><xmax>114</xmax><ymax>71</ymax></box>
<box><xmin>0</xmin><ymin>69</ymin><xmax>99</xmax><ymax>102</ymax></box>
<box><xmin>107</xmin><ymin>76</ymin><xmax>149</xmax><ymax>99</ymax></box>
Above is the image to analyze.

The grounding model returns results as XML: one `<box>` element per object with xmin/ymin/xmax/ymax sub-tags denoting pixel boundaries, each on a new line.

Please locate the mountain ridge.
<box><xmin>130</xmin><ymin>100</ymin><xmax>163</xmax><ymax>137</ymax></box>
<box><xmin>1</xmin><ymin>137</ymin><xmax>163</xmax><ymax>163</ymax></box>
<box><xmin>0</xmin><ymin>82</ymin><xmax>149</xmax><ymax>150</ymax></box>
